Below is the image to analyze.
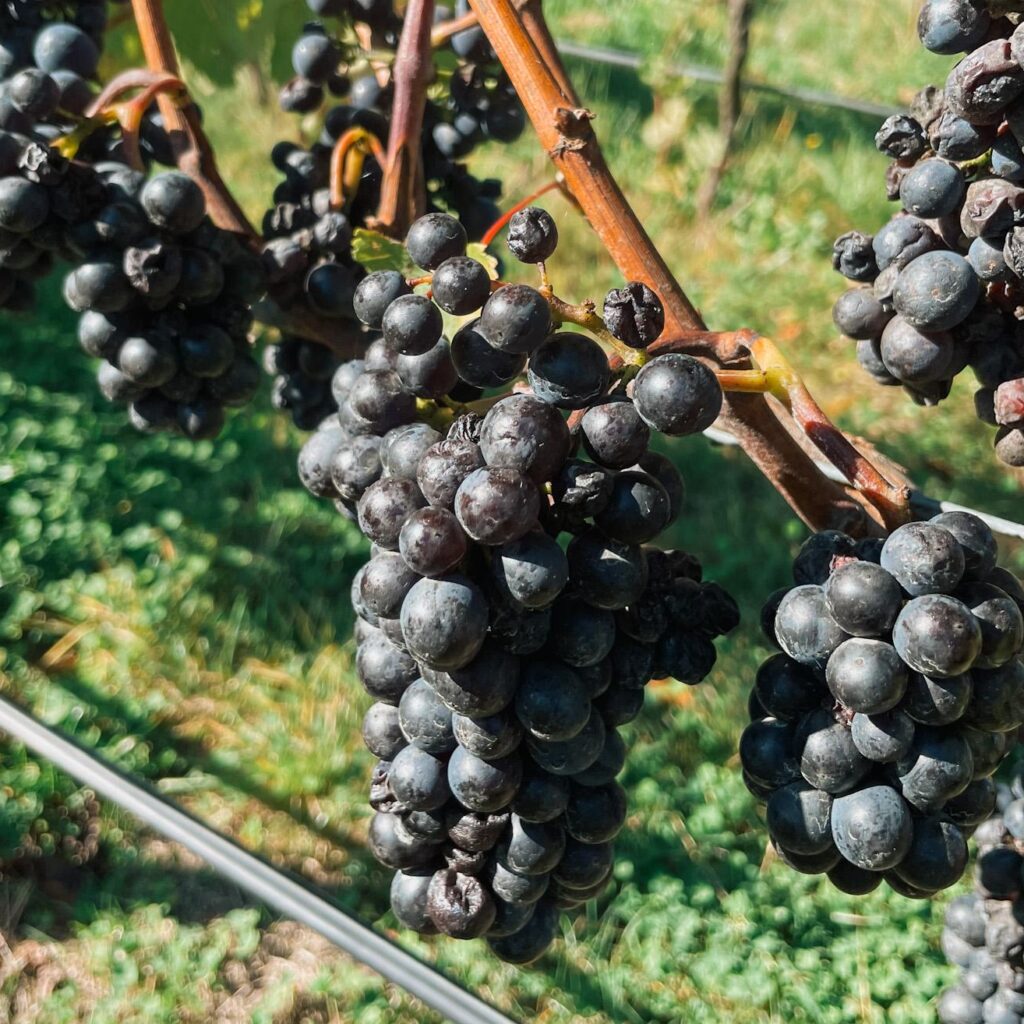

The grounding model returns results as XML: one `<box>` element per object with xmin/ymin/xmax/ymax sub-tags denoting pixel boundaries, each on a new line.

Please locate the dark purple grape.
<box><xmin>507</xmin><ymin>207</ymin><xmax>558</xmax><ymax>264</ymax></box>
<box><xmin>354</xmin><ymin>270</ymin><xmax>412</xmax><ymax>328</ymax></box>
<box><xmin>766</xmin><ymin>782</ymin><xmax>833</xmax><ymax>856</ymax></box>
<box><xmin>631</xmin><ymin>353</ymin><xmax>722</xmax><ymax>436</ymax></box>
<box><xmin>893</xmin><ymin>251</ymin><xmax>979</xmax><ymax>332</ymax></box>
<box><xmin>774</xmin><ymin>585</ymin><xmax>849</xmax><ymax>671</ymax></box>
<box><xmin>426</xmin><ymin>869</ymin><xmax>496</xmax><ymax>938</ymax></box>
<box><xmin>918</xmin><ymin>0</ymin><xmax>989</xmax><ymax>54</ymax></box>
<box><xmin>579</xmin><ymin>400</ymin><xmax>651</xmax><ymax>470</ymax></box>
<box><xmin>850</xmin><ymin>710</ymin><xmax>915</xmax><ymax>763</ymax></box>
<box><xmin>450</xmin><ymin>318</ymin><xmax>526</xmax><ymax>387</ymax></box>
<box><xmin>447</xmin><ymin>745</ymin><xmax>523</xmax><ymax>812</ymax></box>
<box><xmin>479</xmin><ymin>393</ymin><xmax>570</xmax><ymax>483</ymax></box>
<box><xmin>400</xmin><ymin>573</ymin><xmax>489</xmax><ymax>670</ymax></box>
<box><xmin>398</xmin><ymin>678</ymin><xmax>456</xmax><ymax>755</ymax></box>
<box><xmin>528</xmin><ymin>332</ymin><xmax>611</xmax><ymax>409</ymax></box>
<box><xmin>431</xmin><ymin>255</ymin><xmax>491</xmax><ymax>315</ymax></box>
<box><xmin>826</xmin><ymin>638</ymin><xmax>908</xmax><ymax>714</ymax></box>
<box><xmin>565</xmin><ymin>532</ymin><xmax>643</xmax><ymax>610</ymax></box>
<box><xmin>357</xmin><ymin>477</ymin><xmax>426</xmax><ymax>549</ymax></box>
<box><xmin>426</xmin><ymin>641</ymin><xmax>520</xmax><ymax>717</ymax></box>
<box><xmin>798</xmin><ymin>709</ymin><xmax>871</xmax><ymax>794</ymax></box>
<box><xmin>830</xmin><ymin>785</ymin><xmax>912</xmax><ymax>871</ymax></box>
<box><xmin>893</xmin><ymin>595</ymin><xmax>982</xmax><ymax>678</ymax></box>
<box><xmin>417</xmin><ymin>437</ymin><xmax>485</xmax><ymax>509</ymax></box>
<box><xmin>603</xmin><ymin>282</ymin><xmax>665</xmax><ymax>349</ymax></box>
<box><xmin>515</xmin><ymin>657</ymin><xmax>590</xmax><ymax>741</ymax></box>
<box><xmin>491</xmin><ymin>531</ymin><xmax>568</xmax><ymax>609</ymax></box>
<box><xmin>478</xmin><ymin>284</ymin><xmax>551</xmax><ymax>355</ymax></box>
<box><xmin>823</xmin><ymin>560</ymin><xmax>903</xmax><ymax>637</ymax></box>
<box><xmin>382</xmin><ymin>294</ymin><xmax>443</xmax><ymax>355</ymax></box>
<box><xmin>454</xmin><ymin>466</ymin><xmax>539</xmax><ymax>545</ymax></box>
<box><xmin>399</xmin><ymin>506</ymin><xmax>467</xmax><ymax>577</ymax></box>
<box><xmin>406</xmin><ymin>213</ymin><xmax>467</xmax><ymax>270</ymax></box>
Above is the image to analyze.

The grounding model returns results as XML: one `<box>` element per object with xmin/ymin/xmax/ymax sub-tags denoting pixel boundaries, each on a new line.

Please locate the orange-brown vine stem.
<box><xmin>374</xmin><ymin>0</ymin><xmax>435</xmax><ymax>237</ymax></box>
<box><xmin>467</xmin><ymin>0</ymin><xmax>905</xmax><ymax>533</ymax></box>
<box><xmin>329</xmin><ymin>127</ymin><xmax>387</xmax><ymax>210</ymax></box>
<box><xmin>84</xmin><ymin>68</ymin><xmax>182</xmax><ymax>119</ymax></box>
<box><xmin>128</xmin><ymin>0</ymin><xmax>256</xmax><ymax>239</ymax></box>
<box><xmin>515</xmin><ymin>0</ymin><xmax>579</xmax><ymax>106</ymax></box>
<box><xmin>430</xmin><ymin>9</ymin><xmax>479</xmax><ymax>47</ymax></box>
<box><xmin>715</xmin><ymin>335</ymin><xmax>910</xmax><ymax>529</ymax></box>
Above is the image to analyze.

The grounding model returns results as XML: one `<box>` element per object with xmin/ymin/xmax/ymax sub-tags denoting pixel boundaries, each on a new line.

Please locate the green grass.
<box><xmin>1</xmin><ymin>0</ymin><xmax>1023</xmax><ymax>1021</ymax></box>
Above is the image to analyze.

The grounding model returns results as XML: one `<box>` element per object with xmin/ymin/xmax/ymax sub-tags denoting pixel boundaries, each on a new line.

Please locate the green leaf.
<box><xmin>466</xmin><ymin>242</ymin><xmax>500</xmax><ymax>280</ymax></box>
<box><xmin>351</xmin><ymin>228</ymin><xmax>414</xmax><ymax>274</ymax></box>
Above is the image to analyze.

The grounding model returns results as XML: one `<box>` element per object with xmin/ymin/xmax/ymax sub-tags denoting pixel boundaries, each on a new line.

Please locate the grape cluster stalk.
<box><xmin>743</xmin><ymin>514</ymin><xmax>1024</xmax><ymax>896</ymax></box>
<box><xmin>938</xmin><ymin>768</ymin><xmax>1024</xmax><ymax>1024</ymax></box>
<box><xmin>294</xmin><ymin>205</ymin><xmax>739</xmax><ymax>961</ymax></box>
<box><xmin>832</xmin><ymin>0</ymin><xmax>1024</xmax><ymax>467</ymax></box>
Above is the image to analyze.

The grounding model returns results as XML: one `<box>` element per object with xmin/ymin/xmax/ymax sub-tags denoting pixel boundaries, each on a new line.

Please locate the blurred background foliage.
<box><xmin>1</xmin><ymin>0</ymin><xmax>1022</xmax><ymax>1020</ymax></box>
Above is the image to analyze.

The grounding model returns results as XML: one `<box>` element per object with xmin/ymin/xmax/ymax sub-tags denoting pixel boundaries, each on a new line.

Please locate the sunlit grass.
<box><xmin>0</xmin><ymin>0</ymin><xmax>1022</xmax><ymax>1020</ymax></box>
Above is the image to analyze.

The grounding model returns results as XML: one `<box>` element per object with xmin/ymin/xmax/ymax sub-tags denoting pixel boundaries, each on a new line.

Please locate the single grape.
<box><xmin>632</xmin><ymin>354</ymin><xmax>722</xmax><ymax>436</ymax></box>
<box><xmin>406</xmin><ymin>213</ymin><xmax>467</xmax><ymax>270</ymax></box>
<box><xmin>507</xmin><ymin>207</ymin><xmax>558</xmax><ymax>263</ymax></box>
<box><xmin>477</xmin><ymin>284</ymin><xmax>552</xmax><ymax>356</ymax></box>
<box><xmin>830</xmin><ymin>785</ymin><xmax>913</xmax><ymax>871</ymax></box>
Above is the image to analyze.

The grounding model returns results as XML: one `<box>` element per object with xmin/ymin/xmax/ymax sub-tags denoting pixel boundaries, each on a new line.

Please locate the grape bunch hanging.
<box><xmin>295</xmin><ymin>207</ymin><xmax>739</xmax><ymax>962</ymax></box>
<box><xmin>0</xmin><ymin>0</ymin><xmax>123</xmax><ymax>313</ymax></box>
<box><xmin>831</xmin><ymin>0</ymin><xmax>1024</xmax><ymax>467</ymax></box>
<box><xmin>743</xmin><ymin>514</ymin><xmax>1024</xmax><ymax>896</ymax></box>
<box><xmin>260</xmin><ymin>0</ymin><xmax>524</xmax><ymax>427</ymax></box>
<box><xmin>939</xmin><ymin>769</ymin><xmax>1024</xmax><ymax>1024</ymax></box>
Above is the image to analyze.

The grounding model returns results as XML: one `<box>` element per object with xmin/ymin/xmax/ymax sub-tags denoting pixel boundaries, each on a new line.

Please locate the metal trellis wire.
<box><xmin>0</xmin><ymin>695</ymin><xmax>516</xmax><ymax>1024</ymax></box>
<box><xmin>555</xmin><ymin>40</ymin><xmax>900</xmax><ymax>119</ymax></box>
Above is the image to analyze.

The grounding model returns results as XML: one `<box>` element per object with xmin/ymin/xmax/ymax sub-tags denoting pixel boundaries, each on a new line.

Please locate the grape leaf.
<box><xmin>352</xmin><ymin>229</ymin><xmax>415</xmax><ymax>274</ymax></box>
<box><xmin>467</xmin><ymin>242</ymin><xmax>500</xmax><ymax>280</ymax></box>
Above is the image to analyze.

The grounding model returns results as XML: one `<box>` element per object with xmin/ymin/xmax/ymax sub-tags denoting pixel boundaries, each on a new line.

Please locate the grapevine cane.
<box><xmin>465</xmin><ymin>0</ymin><xmax>908</xmax><ymax>534</ymax></box>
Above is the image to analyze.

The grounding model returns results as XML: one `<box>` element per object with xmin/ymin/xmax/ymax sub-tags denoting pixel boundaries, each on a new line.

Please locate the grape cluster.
<box><xmin>262</xmin><ymin>334</ymin><xmax>343</xmax><ymax>431</ymax></box>
<box><xmin>0</xmin><ymin>2</ymin><xmax>182</xmax><ymax>173</ymax></box>
<box><xmin>430</xmin><ymin>0</ymin><xmax>526</xmax><ymax>189</ymax></box>
<box><xmin>68</xmin><ymin>169</ymin><xmax>266</xmax><ymax>437</ymax></box>
<box><xmin>0</xmin><ymin>1</ymin><xmax>117</xmax><ymax>310</ymax></box>
<box><xmin>281</xmin><ymin>5</ymin><xmax>396</xmax><ymax>115</ymax></box>
<box><xmin>831</xmin><ymin>2</ymin><xmax>1024</xmax><ymax>466</ymax></box>
<box><xmin>0</xmin><ymin>1</ymin><xmax>117</xmax><ymax>137</ymax></box>
<box><xmin>258</xmin><ymin>0</ymin><xmax>521</xmax><ymax>364</ymax></box>
<box><xmin>743</xmin><ymin>513</ymin><xmax>1024</xmax><ymax>896</ymax></box>
<box><xmin>262</xmin><ymin>136</ymin><xmax>368</xmax><ymax>323</ymax></box>
<box><xmin>938</xmin><ymin>773</ymin><xmax>1024</xmax><ymax>1024</ymax></box>
<box><xmin>296</xmin><ymin>208</ymin><xmax>738</xmax><ymax>961</ymax></box>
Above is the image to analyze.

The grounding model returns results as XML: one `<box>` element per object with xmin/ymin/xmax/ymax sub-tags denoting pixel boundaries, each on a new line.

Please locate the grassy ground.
<box><xmin>1</xmin><ymin>1</ymin><xmax>1023</xmax><ymax>1021</ymax></box>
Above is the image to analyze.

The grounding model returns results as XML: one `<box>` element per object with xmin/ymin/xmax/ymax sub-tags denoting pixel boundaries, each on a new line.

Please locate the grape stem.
<box><xmin>545</xmin><ymin>293</ymin><xmax>646</xmax><ymax>367</ymax></box>
<box><xmin>467</xmin><ymin>0</ymin><xmax>908</xmax><ymax>534</ymax></box>
<box><xmin>84</xmin><ymin>68</ymin><xmax>184</xmax><ymax>120</ymax></box>
<box><xmin>714</xmin><ymin>335</ymin><xmax>910</xmax><ymax>528</ymax></box>
<box><xmin>54</xmin><ymin>70</ymin><xmax>185</xmax><ymax>165</ymax></box>
<box><xmin>431</xmin><ymin>9</ymin><xmax>479</xmax><ymax>47</ymax></box>
<box><xmin>329</xmin><ymin>127</ymin><xmax>387</xmax><ymax>210</ymax></box>
<box><xmin>128</xmin><ymin>0</ymin><xmax>257</xmax><ymax>238</ymax></box>
<box><xmin>373</xmin><ymin>0</ymin><xmax>435</xmax><ymax>237</ymax></box>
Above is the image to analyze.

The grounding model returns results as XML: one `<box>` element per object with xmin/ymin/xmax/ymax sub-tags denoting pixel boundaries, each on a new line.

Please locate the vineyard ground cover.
<box><xmin>0</xmin><ymin>0</ymin><xmax>1022</xmax><ymax>1020</ymax></box>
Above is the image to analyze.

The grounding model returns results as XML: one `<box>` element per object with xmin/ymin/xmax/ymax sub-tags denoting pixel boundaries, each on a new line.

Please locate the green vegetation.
<box><xmin>1</xmin><ymin>1</ymin><xmax>1022</xmax><ymax>1021</ymax></box>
